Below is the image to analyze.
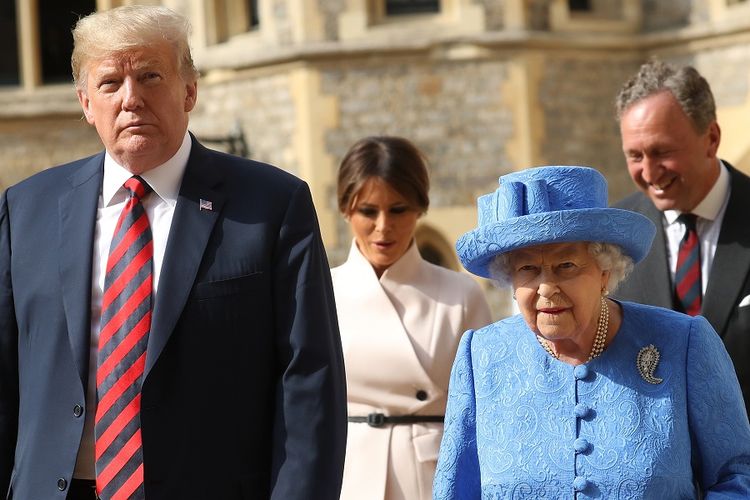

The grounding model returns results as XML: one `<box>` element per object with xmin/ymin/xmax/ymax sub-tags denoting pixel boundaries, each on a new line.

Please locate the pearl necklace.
<box><xmin>537</xmin><ymin>296</ymin><xmax>609</xmax><ymax>362</ymax></box>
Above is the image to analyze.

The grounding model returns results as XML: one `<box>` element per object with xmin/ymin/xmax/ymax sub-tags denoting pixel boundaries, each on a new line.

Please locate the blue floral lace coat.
<box><xmin>434</xmin><ymin>301</ymin><xmax>750</xmax><ymax>499</ymax></box>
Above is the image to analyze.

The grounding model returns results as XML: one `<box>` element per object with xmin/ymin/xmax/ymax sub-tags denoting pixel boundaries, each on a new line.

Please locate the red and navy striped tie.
<box><xmin>95</xmin><ymin>176</ymin><xmax>152</xmax><ymax>499</ymax></box>
<box><xmin>675</xmin><ymin>213</ymin><xmax>702</xmax><ymax>316</ymax></box>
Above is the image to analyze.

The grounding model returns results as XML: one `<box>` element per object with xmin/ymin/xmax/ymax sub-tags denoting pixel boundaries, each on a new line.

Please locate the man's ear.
<box><xmin>77</xmin><ymin>89</ymin><xmax>95</xmax><ymax>125</ymax></box>
<box><xmin>184</xmin><ymin>80</ymin><xmax>197</xmax><ymax>112</ymax></box>
<box><xmin>706</xmin><ymin>121</ymin><xmax>721</xmax><ymax>159</ymax></box>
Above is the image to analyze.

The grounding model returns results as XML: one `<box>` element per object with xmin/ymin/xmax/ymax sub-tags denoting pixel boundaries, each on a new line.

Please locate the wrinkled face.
<box><xmin>77</xmin><ymin>41</ymin><xmax>197</xmax><ymax>174</ymax></box>
<box><xmin>510</xmin><ymin>242</ymin><xmax>609</xmax><ymax>344</ymax></box>
<box><xmin>619</xmin><ymin>91</ymin><xmax>720</xmax><ymax>212</ymax></box>
<box><xmin>348</xmin><ymin>177</ymin><xmax>420</xmax><ymax>277</ymax></box>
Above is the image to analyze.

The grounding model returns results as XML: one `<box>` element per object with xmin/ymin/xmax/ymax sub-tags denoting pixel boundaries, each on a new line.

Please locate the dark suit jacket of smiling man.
<box><xmin>0</xmin><ymin>5</ymin><xmax>346</xmax><ymax>500</ymax></box>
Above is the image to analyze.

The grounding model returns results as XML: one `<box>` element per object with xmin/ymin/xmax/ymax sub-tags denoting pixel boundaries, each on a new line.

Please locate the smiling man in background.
<box><xmin>614</xmin><ymin>60</ymin><xmax>750</xmax><ymax>411</ymax></box>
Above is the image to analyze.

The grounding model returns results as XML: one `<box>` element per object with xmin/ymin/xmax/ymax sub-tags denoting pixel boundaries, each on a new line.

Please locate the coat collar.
<box><xmin>59</xmin><ymin>137</ymin><xmax>226</xmax><ymax>384</ymax></box>
<box><xmin>703</xmin><ymin>163</ymin><xmax>750</xmax><ymax>334</ymax></box>
<box><xmin>59</xmin><ymin>153</ymin><xmax>105</xmax><ymax>386</ymax></box>
<box><xmin>336</xmin><ymin>239</ymin><xmax>437</xmax><ymax>409</ymax></box>
<box><xmin>344</xmin><ymin>238</ymin><xmax>424</xmax><ymax>285</ymax></box>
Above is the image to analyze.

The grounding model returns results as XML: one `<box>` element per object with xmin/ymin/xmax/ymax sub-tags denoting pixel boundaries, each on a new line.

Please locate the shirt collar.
<box><xmin>663</xmin><ymin>160</ymin><xmax>729</xmax><ymax>225</ymax></box>
<box><xmin>102</xmin><ymin>131</ymin><xmax>192</xmax><ymax>207</ymax></box>
<box><xmin>346</xmin><ymin>237</ymin><xmax>423</xmax><ymax>282</ymax></box>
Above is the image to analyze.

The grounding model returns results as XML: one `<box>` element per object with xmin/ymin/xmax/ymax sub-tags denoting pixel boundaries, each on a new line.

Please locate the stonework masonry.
<box><xmin>321</xmin><ymin>57</ymin><xmax>515</xmax><ymax>265</ymax></box>
<box><xmin>190</xmin><ymin>70</ymin><xmax>298</xmax><ymax>176</ymax></box>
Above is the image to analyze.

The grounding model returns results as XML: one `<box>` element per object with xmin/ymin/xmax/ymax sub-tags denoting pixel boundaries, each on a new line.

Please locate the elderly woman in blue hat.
<box><xmin>433</xmin><ymin>166</ymin><xmax>750</xmax><ymax>498</ymax></box>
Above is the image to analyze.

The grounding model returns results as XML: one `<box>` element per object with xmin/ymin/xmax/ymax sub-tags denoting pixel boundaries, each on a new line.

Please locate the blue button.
<box><xmin>574</xmin><ymin>403</ymin><xmax>590</xmax><ymax>418</ymax></box>
<box><xmin>573</xmin><ymin>476</ymin><xmax>589</xmax><ymax>492</ymax></box>
<box><xmin>574</xmin><ymin>364</ymin><xmax>589</xmax><ymax>380</ymax></box>
<box><xmin>574</xmin><ymin>438</ymin><xmax>590</xmax><ymax>453</ymax></box>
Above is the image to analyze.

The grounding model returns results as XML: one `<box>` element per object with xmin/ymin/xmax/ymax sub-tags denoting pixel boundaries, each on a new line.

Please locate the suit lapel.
<box><xmin>336</xmin><ymin>244</ymin><xmax>436</xmax><ymax>413</ymax></box>
<box><xmin>58</xmin><ymin>154</ymin><xmax>104</xmax><ymax>386</ymax></box>
<box><xmin>633</xmin><ymin>196</ymin><xmax>674</xmax><ymax>308</ymax></box>
<box><xmin>145</xmin><ymin>140</ymin><xmax>225</xmax><ymax>377</ymax></box>
<box><xmin>703</xmin><ymin>165</ymin><xmax>750</xmax><ymax>335</ymax></box>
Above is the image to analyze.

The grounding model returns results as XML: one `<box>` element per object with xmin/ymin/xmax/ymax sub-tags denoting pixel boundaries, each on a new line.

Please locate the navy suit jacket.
<box><xmin>614</xmin><ymin>163</ymin><xmax>750</xmax><ymax>411</ymax></box>
<box><xmin>0</xmin><ymin>137</ymin><xmax>347</xmax><ymax>499</ymax></box>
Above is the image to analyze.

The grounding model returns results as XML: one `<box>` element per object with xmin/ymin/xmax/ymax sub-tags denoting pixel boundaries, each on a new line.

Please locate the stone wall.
<box><xmin>538</xmin><ymin>55</ymin><xmax>643</xmax><ymax>202</ymax></box>
<box><xmin>526</xmin><ymin>0</ymin><xmax>551</xmax><ymax>30</ymax></box>
<box><xmin>0</xmin><ymin>117</ymin><xmax>101</xmax><ymax>190</ymax></box>
<box><xmin>318</xmin><ymin>0</ymin><xmax>345</xmax><ymax>40</ymax></box>
<box><xmin>693</xmin><ymin>46</ymin><xmax>750</xmax><ymax>108</ymax></box>
<box><xmin>641</xmin><ymin>0</ymin><xmax>694</xmax><ymax>31</ymax></box>
<box><xmin>590</xmin><ymin>0</ymin><xmax>626</xmax><ymax>20</ymax></box>
<box><xmin>190</xmin><ymin>71</ymin><xmax>297</xmax><ymax>174</ymax></box>
<box><xmin>474</xmin><ymin>0</ymin><xmax>505</xmax><ymax>30</ymax></box>
<box><xmin>320</xmin><ymin>58</ymin><xmax>515</xmax><ymax>264</ymax></box>
<box><xmin>271</xmin><ymin>0</ymin><xmax>294</xmax><ymax>45</ymax></box>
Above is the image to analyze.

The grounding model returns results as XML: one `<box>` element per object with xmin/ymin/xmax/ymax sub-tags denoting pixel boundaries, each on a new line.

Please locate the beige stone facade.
<box><xmin>4</xmin><ymin>0</ymin><xmax>750</xmax><ymax>318</ymax></box>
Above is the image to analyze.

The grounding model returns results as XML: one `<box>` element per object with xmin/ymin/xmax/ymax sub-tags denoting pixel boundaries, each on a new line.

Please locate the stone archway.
<box><xmin>414</xmin><ymin>223</ymin><xmax>460</xmax><ymax>271</ymax></box>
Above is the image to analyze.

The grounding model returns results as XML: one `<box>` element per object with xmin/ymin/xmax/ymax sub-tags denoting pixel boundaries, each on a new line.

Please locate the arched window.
<box><xmin>415</xmin><ymin>224</ymin><xmax>459</xmax><ymax>271</ymax></box>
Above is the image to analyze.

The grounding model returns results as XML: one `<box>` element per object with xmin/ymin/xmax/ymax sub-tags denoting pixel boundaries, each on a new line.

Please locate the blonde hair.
<box><xmin>71</xmin><ymin>5</ymin><xmax>199</xmax><ymax>89</ymax></box>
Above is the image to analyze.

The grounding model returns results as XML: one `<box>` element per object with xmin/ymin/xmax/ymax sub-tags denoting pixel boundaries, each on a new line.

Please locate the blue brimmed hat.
<box><xmin>456</xmin><ymin>166</ymin><xmax>656</xmax><ymax>279</ymax></box>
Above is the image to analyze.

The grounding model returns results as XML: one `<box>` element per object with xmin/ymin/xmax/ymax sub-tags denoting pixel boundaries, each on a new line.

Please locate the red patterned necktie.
<box><xmin>95</xmin><ymin>176</ymin><xmax>153</xmax><ymax>499</ymax></box>
<box><xmin>674</xmin><ymin>213</ymin><xmax>702</xmax><ymax>316</ymax></box>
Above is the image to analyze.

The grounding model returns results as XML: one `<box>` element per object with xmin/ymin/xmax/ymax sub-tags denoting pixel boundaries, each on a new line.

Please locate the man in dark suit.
<box><xmin>614</xmin><ymin>60</ymin><xmax>750</xmax><ymax>410</ymax></box>
<box><xmin>0</xmin><ymin>5</ymin><xmax>346</xmax><ymax>500</ymax></box>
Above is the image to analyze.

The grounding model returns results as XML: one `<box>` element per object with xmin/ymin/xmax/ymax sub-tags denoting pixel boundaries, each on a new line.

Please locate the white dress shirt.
<box><xmin>662</xmin><ymin>161</ymin><xmax>730</xmax><ymax>296</ymax></box>
<box><xmin>74</xmin><ymin>132</ymin><xmax>191</xmax><ymax>478</ymax></box>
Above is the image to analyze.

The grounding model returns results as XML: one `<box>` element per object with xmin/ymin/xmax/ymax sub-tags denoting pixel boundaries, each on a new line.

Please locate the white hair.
<box><xmin>488</xmin><ymin>242</ymin><xmax>634</xmax><ymax>292</ymax></box>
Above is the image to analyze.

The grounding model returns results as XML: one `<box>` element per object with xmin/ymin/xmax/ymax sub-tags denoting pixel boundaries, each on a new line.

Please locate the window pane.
<box><xmin>0</xmin><ymin>0</ymin><xmax>19</xmax><ymax>85</ymax></box>
<box><xmin>39</xmin><ymin>0</ymin><xmax>96</xmax><ymax>84</ymax></box>
<box><xmin>248</xmin><ymin>0</ymin><xmax>259</xmax><ymax>28</ymax></box>
<box><xmin>385</xmin><ymin>0</ymin><xmax>439</xmax><ymax>16</ymax></box>
<box><xmin>568</xmin><ymin>0</ymin><xmax>592</xmax><ymax>11</ymax></box>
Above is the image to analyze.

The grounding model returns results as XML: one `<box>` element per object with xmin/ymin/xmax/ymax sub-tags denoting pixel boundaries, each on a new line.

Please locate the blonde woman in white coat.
<box><xmin>332</xmin><ymin>136</ymin><xmax>492</xmax><ymax>500</ymax></box>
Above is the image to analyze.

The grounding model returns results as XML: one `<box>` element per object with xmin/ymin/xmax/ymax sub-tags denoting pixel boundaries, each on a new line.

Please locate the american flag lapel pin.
<box><xmin>199</xmin><ymin>198</ymin><xmax>213</xmax><ymax>211</ymax></box>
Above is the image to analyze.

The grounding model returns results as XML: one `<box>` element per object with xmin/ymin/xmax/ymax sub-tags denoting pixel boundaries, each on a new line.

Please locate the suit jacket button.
<box><xmin>73</xmin><ymin>404</ymin><xmax>84</xmax><ymax>417</ymax></box>
<box><xmin>57</xmin><ymin>478</ymin><xmax>68</xmax><ymax>491</ymax></box>
<box><xmin>416</xmin><ymin>390</ymin><xmax>428</xmax><ymax>401</ymax></box>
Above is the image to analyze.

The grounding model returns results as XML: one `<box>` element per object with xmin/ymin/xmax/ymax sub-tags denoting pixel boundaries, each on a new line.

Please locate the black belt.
<box><xmin>348</xmin><ymin>412</ymin><xmax>444</xmax><ymax>428</ymax></box>
<box><xmin>67</xmin><ymin>479</ymin><xmax>98</xmax><ymax>500</ymax></box>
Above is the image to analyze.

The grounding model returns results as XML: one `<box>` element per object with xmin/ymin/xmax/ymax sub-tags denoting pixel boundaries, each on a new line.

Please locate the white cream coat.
<box><xmin>333</xmin><ymin>240</ymin><xmax>491</xmax><ymax>500</ymax></box>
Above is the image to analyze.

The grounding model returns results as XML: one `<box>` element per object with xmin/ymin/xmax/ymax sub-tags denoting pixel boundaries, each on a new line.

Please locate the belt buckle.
<box><xmin>367</xmin><ymin>412</ymin><xmax>385</xmax><ymax>427</ymax></box>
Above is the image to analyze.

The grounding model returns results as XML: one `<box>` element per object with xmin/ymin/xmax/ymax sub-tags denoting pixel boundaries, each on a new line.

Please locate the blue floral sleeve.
<box><xmin>686</xmin><ymin>316</ymin><xmax>750</xmax><ymax>497</ymax></box>
<box><xmin>434</xmin><ymin>329</ymin><xmax>481</xmax><ymax>499</ymax></box>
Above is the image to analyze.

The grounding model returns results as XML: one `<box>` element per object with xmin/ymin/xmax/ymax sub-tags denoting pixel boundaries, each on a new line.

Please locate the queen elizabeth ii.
<box><xmin>433</xmin><ymin>166</ymin><xmax>750</xmax><ymax>498</ymax></box>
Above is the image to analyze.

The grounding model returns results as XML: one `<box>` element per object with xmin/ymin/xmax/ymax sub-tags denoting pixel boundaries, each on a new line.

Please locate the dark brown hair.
<box><xmin>337</xmin><ymin>136</ymin><xmax>430</xmax><ymax>214</ymax></box>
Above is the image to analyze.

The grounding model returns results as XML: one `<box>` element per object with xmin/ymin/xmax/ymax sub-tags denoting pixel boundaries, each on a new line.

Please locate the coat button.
<box><xmin>574</xmin><ymin>438</ymin><xmax>590</xmax><ymax>454</ymax></box>
<box><xmin>57</xmin><ymin>478</ymin><xmax>68</xmax><ymax>491</ymax></box>
<box><xmin>416</xmin><ymin>390</ymin><xmax>428</xmax><ymax>401</ymax></box>
<box><xmin>573</xmin><ymin>476</ymin><xmax>589</xmax><ymax>491</ymax></box>
<box><xmin>574</xmin><ymin>403</ymin><xmax>590</xmax><ymax>419</ymax></box>
<box><xmin>573</xmin><ymin>364</ymin><xmax>590</xmax><ymax>380</ymax></box>
<box><xmin>73</xmin><ymin>405</ymin><xmax>84</xmax><ymax>417</ymax></box>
